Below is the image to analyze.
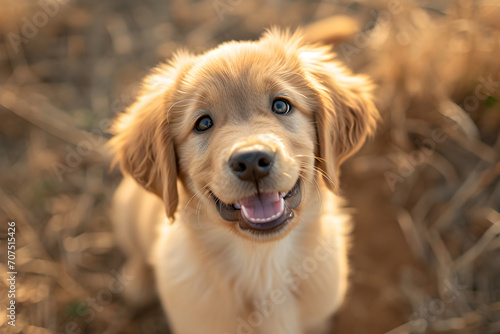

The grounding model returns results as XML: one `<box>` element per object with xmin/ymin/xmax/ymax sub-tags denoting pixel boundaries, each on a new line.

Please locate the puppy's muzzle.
<box><xmin>209</xmin><ymin>143</ymin><xmax>302</xmax><ymax>235</ymax></box>
<box><xmin>228</xmin><ymin>145</ymin><xmax>275</xmax><ymax>182</ymax></box>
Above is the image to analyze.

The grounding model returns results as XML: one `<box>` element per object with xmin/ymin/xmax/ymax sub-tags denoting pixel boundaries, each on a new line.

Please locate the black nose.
<box><xmin>229</xmin><ymin>147</ymin><xmax>274</xmax><ymax>182</ymax></box>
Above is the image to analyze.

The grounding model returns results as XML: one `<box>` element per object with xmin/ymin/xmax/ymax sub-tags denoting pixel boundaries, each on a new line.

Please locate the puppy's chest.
<box><xmin>221</xmin><ymin>244</ymin><xmax>332</xmax><ymax>303</ymax></box>
<box><xmin>228</xmin><ymin>251</ymin><xmax>291</xmax><ymax>297</ymax></box>
<box><xmin>158</xmin><ymin>223</ymin><xmax>341</xmax><ymax>308</ymax></box>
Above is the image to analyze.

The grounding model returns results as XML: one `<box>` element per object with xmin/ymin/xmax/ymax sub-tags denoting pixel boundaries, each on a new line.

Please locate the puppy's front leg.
<box><xmin>157</xmin><ymin>287</ymin><xmax>301</xmax><ymax>334</ymax></box>
<box><xmin>154</xmin><ymin>231</ymin><xmax>302</xmax><ymax>334</ymax></box>
<box><xmin>155</xmin><ymin>279</ymin><xmax>243</xmax><ymax>334</ymax></box>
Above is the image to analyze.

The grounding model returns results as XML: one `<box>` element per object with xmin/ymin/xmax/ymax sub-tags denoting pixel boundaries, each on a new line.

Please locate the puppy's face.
<box><xmin>172</xmin><ymin>49</ymin><xmax>317</xmax><ymax>239</ymax></box>
<box><xmin>111</xmin><ymin>30</ymin><xmax>378</xmax><ymax>241</ymax></box>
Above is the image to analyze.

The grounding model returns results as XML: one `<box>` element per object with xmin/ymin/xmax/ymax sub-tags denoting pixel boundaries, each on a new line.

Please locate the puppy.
<box><xmin>110</xmin><ymin>29</ymin><xmax>378</xmax><ymax>334</ymax></box>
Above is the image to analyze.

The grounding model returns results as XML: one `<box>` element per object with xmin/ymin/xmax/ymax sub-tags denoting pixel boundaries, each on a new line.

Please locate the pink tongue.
<box><xmin>239</xmin><ymin>192</ymin><xmax>284</xmax><ymax>223</ymax></box>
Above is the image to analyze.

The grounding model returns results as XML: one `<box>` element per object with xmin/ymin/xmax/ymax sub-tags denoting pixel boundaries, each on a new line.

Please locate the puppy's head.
<box><xmin>110</xmin><ymin>29</ymin><xmax>378</xmax><ymax>241</ymax></box>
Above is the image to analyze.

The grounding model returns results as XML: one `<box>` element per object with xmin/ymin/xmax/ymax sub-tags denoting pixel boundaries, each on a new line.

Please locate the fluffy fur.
<box><xmin>110</xmin><ymin>29</ymin><xmax>378</xmax><ymax>334</ymax></box>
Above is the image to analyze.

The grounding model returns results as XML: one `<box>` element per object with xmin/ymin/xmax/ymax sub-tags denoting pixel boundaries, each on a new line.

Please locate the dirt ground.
<box><xmin>1</xmin><ymin>0</ymin><xmax>499</xmax><ymax>333</ymax></box>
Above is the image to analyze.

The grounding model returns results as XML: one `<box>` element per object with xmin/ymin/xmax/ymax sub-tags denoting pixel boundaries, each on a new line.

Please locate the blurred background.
<box><xmin>0</xmin><ymin>0</ymin><xmax>499</xmax><ymax>333</ymax></box>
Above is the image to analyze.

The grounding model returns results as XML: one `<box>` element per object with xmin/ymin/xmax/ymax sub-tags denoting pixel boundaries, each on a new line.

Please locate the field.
<box><xmin>0</xmin><ymin>0</ymin><xmax>499</xmax><ymax>333</ymax></box>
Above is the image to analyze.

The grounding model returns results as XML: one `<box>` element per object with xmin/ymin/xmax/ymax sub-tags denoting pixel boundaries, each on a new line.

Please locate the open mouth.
<box><xmin>210</xmin><ymin>179</ymin><xmax>302</xmax><ymax>234</ymax></box>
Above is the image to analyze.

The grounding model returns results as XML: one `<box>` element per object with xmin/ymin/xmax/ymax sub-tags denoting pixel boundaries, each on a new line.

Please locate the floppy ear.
<box><xmin>300</xmin><ymin>46</ymin><xmax>379</xmax><ymax>190</ymax></box>
<box><xmin>109</xmin><ymin>56</ymin><xmax>191</xmax><ymax>219</ymax></box>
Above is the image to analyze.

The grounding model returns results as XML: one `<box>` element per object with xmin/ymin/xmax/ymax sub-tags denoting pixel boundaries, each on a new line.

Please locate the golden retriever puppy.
<box><xmin>110</xmin><ymin>29</ymin><xmax>378</xmax><ymax>334</ymax></box>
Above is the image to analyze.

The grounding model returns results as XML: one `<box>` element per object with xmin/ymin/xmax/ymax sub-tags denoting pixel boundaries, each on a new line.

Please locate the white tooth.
<box><xmin>234</xmin><ymin>202</ymin><xmax>241</xmax><ymax>209</ymax></box>
<box><xmin>280</xmin><ymin>192</ymin><xmax>286</xmax><ymax>198</ymax></box>
<box><xmin>241</xmin><ymin>205</ymin><xmax>249</xmax><ymax>219</ymax></box>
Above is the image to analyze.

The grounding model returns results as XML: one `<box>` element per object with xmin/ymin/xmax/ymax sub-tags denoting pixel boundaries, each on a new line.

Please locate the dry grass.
<box><xmin>0</xmin><ymin>0</ymin><xmax>499</xmax><ymax>333</ymax></box>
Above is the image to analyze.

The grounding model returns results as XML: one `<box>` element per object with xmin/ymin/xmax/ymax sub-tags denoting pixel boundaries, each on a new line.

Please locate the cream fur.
<box><xmin>110</xmin><ymin>29</ymin><xmax>378</xmax><ymax>334</ymax></box>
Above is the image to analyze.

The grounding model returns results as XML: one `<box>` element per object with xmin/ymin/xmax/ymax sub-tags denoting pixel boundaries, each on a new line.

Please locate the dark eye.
<box><xmin>195</xmin><ymin>115</ymin><xmax>213</xmax><ymax>132</ymax></box>
<box><xmin>272</xmin><ymin>98</ymin><xmax>291</xmax><ymax>114</ymax></box>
